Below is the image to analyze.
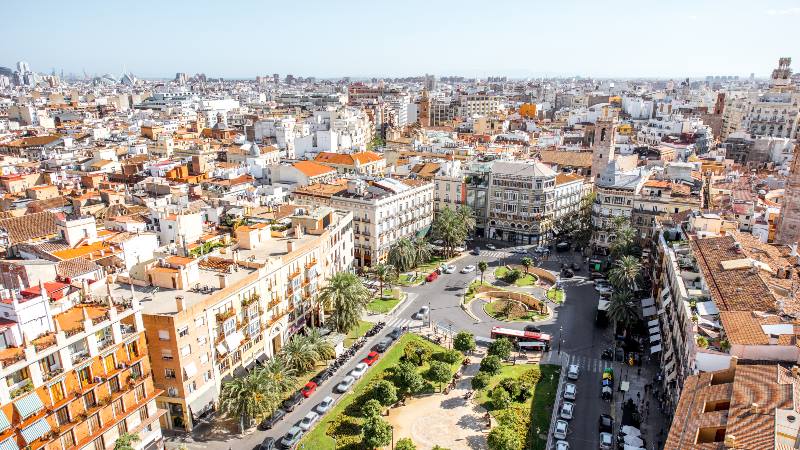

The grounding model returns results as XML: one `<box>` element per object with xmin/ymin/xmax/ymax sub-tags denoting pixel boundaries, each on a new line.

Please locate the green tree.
<box><xmin>394</xmin><ymin>361</ymin><xmax>424</xmax><ymax>394</ymax></box>
<box><xmin>432</xmin><ymin>205</ymin><xmax>475</xmax><ymax>257</ymax></box>
<box><xmin>279</xmin><ymin>334</ymin><xmax>318</xmax><ymax>373</ymax></box>
<box><xmin>478</xmin><ymin>261</ymin><xmax>488</xmax><ymax>284</ymax></box>
<box><xmin>435</xmin><ymin>349</ymin><xmax>463</xmax><ymax>364</ymax></box>
<box><xmin>258</xmin><ymin>358</ymin><xmax>298</xmax><ymax>407</ymax></box>
<box><xmin>304</xmin><ymin>327</ymin><xmax>335</xmax><ymax>361</ymax></box>
<box><xmin>427</xmin><ymin>360</ymin><xmax>452</xmax><ymax>391</ymax></box>
<box><xmin>498</xmin><ymin>378</ymin><xmax>521</xmax><ymax>399</ymax></box>
<box><xmin>113</xmin><ymin>433</ymin><xmax>140</xmax><ymax>450</ymax></box>
<box><xmin>610</xmin><ymin>217</ymin><xmax>637</xmax><ymax>257</ymax></box>
<box><xmin>453</xmin><ymin>331</ymin><xmax>476</xmax><ymax>353</ymax></box>
<box><xmin>388</xmin><ymin>237</ymin><xmax>417</xmax><ymax>272</ymax></box>
<box><xmin>220</xmin><ymin>370</ymin><xmax>274</xmax><ymax>433</ymax></box>
<box><xmin>607</xmin><ymin>289</ymin><xmax>638</xmax><ymax>331</ymax></box>
<box><xmin>362</xmin><ymin>415</ymin><xmax>393</xmax><ymax>449</ymax></box>
<box><xmin>521</xmin><ymin>257</ymin><xmax>532</xmax><ymax>274</ymax></box>
<box><xmin>361</xmin><ymin>398</ymin><xmax>383</xmax><ymax>417</ymax></box>
<box><xmin>491</xmin><ymin>386</ymin><xmax>512</xmax><ymax>410</ymax></box>
<box><xmin>488</xmin><ymin>337</ymin><xmax>513</xmax><ymax>360</ymax></box>
<box><xmin>487</xmin><ymin>425</ymin><xmax>522</xmax><ymax>450</ymax></box>
<box><xmin>403</xmin><ymin>340</ymin><xmax>433</xmax><ymax>366</ymax></box>
<box><xmin>480</xmin><ymin>355</ymin><xmax>502</xmax><ymax>375</ymax></box>
<box><xmin>471</xmin><ymin>371</ymin><xmax>491</xmax><ymax>390</ymax></box>
<box><xmin>371</xmin><ymin>263</ymin><xmax>397</xmax><ymax>299</ymax></box>
<box><xmin>318</xmin><ymin>272</ymin><xmax>371</xmax><ymax>333</ymax></box>
<box><xmin>432</xmin><ymin>447</ymin><xmax>451</xmax><ymax>450</ymax></box>
<box><xmin>609</xmin><ymin>255</ymin><xmax>642</xmax><ymax>291</ymax></box>
<box><xmin>502</xmin><ymin>268</ymin><xmax>522</xmax><ymax>284</ymax></box>
<box><xmin>412</xmin><ymin>237</ymin><xmax>433</xmax><ymax>267</ymax></box>
<box><xmin>371</xmin><ymin>379</ymin><xmax>398</xmax><ymax>406</ymax></box>
<box><xmin>396</xmin><ymin>438</ymin><xmax>417</xmax><ymax>450</ymax></box>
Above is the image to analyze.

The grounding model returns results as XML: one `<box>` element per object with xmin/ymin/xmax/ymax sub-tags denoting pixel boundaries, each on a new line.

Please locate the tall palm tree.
<box><xmin>304</xmin><ymin>327</ymin><xmax>335</xmax><ymax>361</ymax></box>
<box><xmin>607</xmin><ymin>290</ymin><xmax>638</xmax><ymax>331</ymax></box>
<box><xmin>478</xmin><ymin>261</ymin><xmax>488</xmax><ymax>284</ymax></box>
<box><xmin>388</xmin><ymin>238</ymin><xmax>416</xmax><ymax>272</ymax></box>
<box><xmin>412</xmin><ymin>237</ymin><xmax>432</xmax><ymax>267</ymax></box>
<box><xmin>610</xmin><ymin>219</ymin><xmax>636</xmax><ymax>257</ymax></box>
<box><xmin>432</xmin><ymin>207</ymin><xmax>463</xmax><ymax>257</ymax></box>
<box><xmin>257</xmin><ymin>358</ymin><xmax>297</xmax><ymax>404</ymax></box>
<box><xmin>371</xmin><ymin>263</ymin><xmax>396</xmax><ymax>299</ymax></box>
<box><xmin>219</xmin><ymin>370</ymin><xmax>274</xmax><ymax>433</ymax></box>
<box><xmin>609</xmin><ymin>255</ymin><xmax>642</xmax><ymax>291</ymax></box>
<box><xmin>521</xmin><ymin>257</ymin><xmax>532</xmax><ymax>274</ymax></box>
<box><xmin>457</xmin><ymin>205</ymin><xmax>477</xmax><ymax>235</ymax></box>
<box><xmin>318</xmin><ymin>272</ymin><xmax>371</xmax><ymax>333</ymax></box>
<box><xmin>279</xmin><ymin>334</ymin><xmax>318</xmax><ymax>373</ymax></box>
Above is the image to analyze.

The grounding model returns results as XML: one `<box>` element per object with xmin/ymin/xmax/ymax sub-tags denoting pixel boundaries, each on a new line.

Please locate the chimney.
<box><xmin>769</xmin><ymin>334</ymin><xmax>779</xmax><ymax>345</ymax></box>
<box><xmin>792</xmin><ymin>365</ymin><xmax>800</xmax><ymax>377</ymax></box>
<box><xmin>729</xmin><ymin>355</ymin><xmax>739</xmax><ymax>373</ymax></box>
<box><xmin>750</xmin><ymin>403</ymin><xmax>759</xmax><ymax>414</ymax></box>
<box><xmin>175</xmin><ymin>295</ymin><xmax>186</xmax><ymax>313</ymax></box>
<box><xmin>217</xmin><ymin>273</ymin><xmax>228</xmax><ymax>289</ymax></box>
<box><xmin>791</xmin><ymin>242</ymin><xmax>798</xmax><ymax>257</ymax></box>
<box><xmin>287</xmin><ymin>241</ymin><xmax>294</xmax><ymax>253</ymax></box>
<box><xmin>294</xmin><ymin>224</ymin><xmax>304</xmax><ymax>239</ymax></box>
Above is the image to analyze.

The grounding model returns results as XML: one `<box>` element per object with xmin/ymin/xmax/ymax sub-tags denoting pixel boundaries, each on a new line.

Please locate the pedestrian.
<box><xmin>638</xmin><ymin>367</ymin><xmax>641</xmax><ymax>376</ymax></box>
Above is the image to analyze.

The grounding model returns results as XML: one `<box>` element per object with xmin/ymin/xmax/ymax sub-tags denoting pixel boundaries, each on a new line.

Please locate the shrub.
<box><xmin>519</xmin><ymin>365</ymin><xmax>541</xmax><ymax>386</ymax></box>
<box><xmin>396</xmin><ymin>438</ymin><xmax>417</xmax><ymax>450</ymax></box>
<box><xmin>435</xmin><ymin>349</ymin><xmax>463</xmax><ymax>364</ymax></box>
<box><xmin>498</xmin><ymin>378</ymin><xmax>521</xmax><ymax>400</ymax></box>
<box><xmin>361</xmin><ymin>398</ymin><xmax>383</xmax><ymax>417</ymax></box>
<box><xmin>479</xmin><ymin>355</ymin><xmax>502</xmax><ymax>375</ymax></box>
<box><xmin>488</xmin><ymin>337</ymin><xmax>513</xmax><ymax>360</ymax></box>
<box><xmin>362</xmin><ymin>416</ymin><xmax>393</xmax><ymax>449</ymax></box>
<box><xmin>487</xmin><ymin>425</ymin><xmax>522</xmax><ymax>450</ymax></box>
<box><xmin>453</xmin><ymin>331</ymin><xmax>476</xmax><ymax>353</ymax></box>
<box><xmin>403</xmin><ymin>340</ymin><xmax>433</xmax><ymax>366</ymax></box>
<box><xmin>503</xmin><ymin>268</ymin><xmax>523</xmax><ymax>283</ymax></box>
<box><xmin>471</xmin><ymin>371</ymin><xmax>491</xmax><ymax>390</ymax></box>
<box><xmin>370</xmin><ymin>379</ymin><xmax>398</xmax><ymax>406</ymax></box>
<box><xmin>491</xmin><ymin>386</ymin><xmax>512</xmax><ymax>410</ymax></box>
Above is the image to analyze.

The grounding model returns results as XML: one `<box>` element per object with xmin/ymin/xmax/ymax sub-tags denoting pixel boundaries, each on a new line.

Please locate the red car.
<box><xmin>362</xmin><ymin>351</ymin><xmax>380</xmax><ymax>366</ymax></box>
<box><xmin>301</xmin><ymin>381</ymin><xmax>317</xmax><ymax>398</ymax></box>
<box><xmin>426</xmin><ymin>271</ymin><xmax>439</xmax><ymax>282</ymax></box>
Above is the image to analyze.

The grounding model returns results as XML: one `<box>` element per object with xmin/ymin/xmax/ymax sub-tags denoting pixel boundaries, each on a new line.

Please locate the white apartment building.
<box><xmin>457</xmin><ymin>94</ymin><xmax>502</xmax><ymax>117</ymax></box>
<box><xmin>591</xmin><ymin>162</ymin><xmax>650</xmax><ymax>249</ymax></box>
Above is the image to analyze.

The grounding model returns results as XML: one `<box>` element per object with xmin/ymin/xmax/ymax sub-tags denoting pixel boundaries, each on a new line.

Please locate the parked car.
<box><xmin>554</xmin><ymin>441</ymin><xmax>570</xmax><ymax>450</ymax></box>
<box><xmin>553</xmin><ymin>419</ymin><xmax>569</xmax><ymax>440</ymax></box>
<box><xmin>363</xmin><ymin>350</ymin><xmax>381</xmax><ymax>365</ymax></box>
<box><xmin>444</xmin><ymin>265</ymin><xmax>456</xmax><ymax>274</ymax></box>
<box><xmin>316</xmin><ymin>396</ymin><xmax>334</xmax><ymax>414</ymax></box>
<box><xmin>259</xmin><ymin>408</ymin><xmax>286</xmax><ymax>430</ymax></box>
<box><xmin>350</xmin><ymin>362</ymin><xmax>368</xmax><ymax>379</ymax></box>
<box><xmin>259</xmin><ymin>437</ymin><xmax>276</xmax><ymax>450</ymax></box>
<box><xmin>336</xmin><ymin>376</ymin><xmax>355</xmax><ymax>393</ymax></box>
<box><xmin>375</xmin><ymin>338</ymin><xmax>392</xmax><ymax>353</ymax></box>
<box><xmin>279</xmin><ymin>426</ymin><xmax>304</xmax><ymax>449</ymax></box>
<box><xmin>590</xmin><ymin>272</ymin><xmax>606</xmax><ymax>280</ymax></box>
<box><xmin>472</xmin><ymin>246</ymin><xmax>481</xmax><ymax>255</ymax></box>
<box><xmin>598</xmin><ymin>414</ymin><xmax>614</xmax><ymax>433</ymax></box>
<box><xmin>534</xmin><ymin>245</ymin><xmax>548</xmax><ymax>253</ymax></box>
<box><xmin>567</xmin><ymin>364</ymin><xmax>580</xmax><ymax>380</ymax></box>
<box><xmin>388</xmin><ymin>327</ymin><xmax>403</xmax><ymax>340</ymax></box>
<box><xmin>563</xmin><ymin>383</ymin><xmax>577</xmax><ymax>400</ymax></box>
<box><xmin>620</xmin><ymin>425</ymin><xmax>642</xmax><ymax>437</ymax></box>
<box><xmin>559</xmin><ymin>402</ymin><xmax>575</xmax><ymax>420</ymax></box>
<box><xmin>461</xmin><ymin>265</ymin><xmax>476</xmax><ymax>273</ymax></box>
<box><xmin>615</xmin><ymin>347</ymin><xmax>625</xmax><ymax>362</ymax></box>
<box><xmin>300</xmin><ymin>381</ymin><xmax>317</xmax><ymax>398</ymax></box>
<box><xmin>413</xmin><ymin>306</ymin><xmax>430</xmax><ymax>320</ymax></box>
<box><xmin>622</xmin><ymin>434</ymin><xmax>645</xmax><ymax>448</ymax></box>
<box><xmin>571</xmin><ymin>262</ymin><xmax>582</xmax><ymax>271</ymax></box>
<box><xmin>298</xmin><ymin>411</ymin><xmax>319</xmax><ymax>431</ymax></box>
<box><xmin>486</xmin><ymin>243</ymin><xmax>496</xmax><ymax>250</ymax></box>
<box><xmin>555</xmin><ymin>242</ymin><xmax>571</xmax><ymax>252</ymax></box>
<box><xmin>282</xmin><ymin>392</ymin><xmax>303</xmax><ymax>412</ymax></box>
<box><xmin>426</xmin><ymin>271</ymin><xmax>439</xmax><ymax>282</ymax></box>
<box><xmin>599</xmin><ymin>431</ymin><xmax>613</xmax><ymax>450</ymax></box>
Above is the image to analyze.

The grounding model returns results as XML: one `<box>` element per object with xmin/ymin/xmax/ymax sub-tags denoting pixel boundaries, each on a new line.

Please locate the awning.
<box><xmin>649</xmin><ymin>334</ymin><xmax>661</xmax><ymax>343</ymax></box>
<box><xmin>0</xmin><ymin>437</ymin><xmax>19</xmax><ymax>450</ymax></box>
<box><xmin>20</xmin><ymin>418</ymin><xmax>51</xmax><ymax>444</ymax></box>
<box><xmin>188</xmin><ymin>386</ymin><xmax>217</xmax><ymax>420</ymax></box>
<box><xmin>641</xmin><ymin>297</ymin><xmax>655</xmax><ymax>308</ymax></box>
<box><xmin>642</xmin><ymin>306</ymin><xmax>657</xmax><ymax>317</ymax></box>
<box><xmin>650</xmin><ymin>344</ymin><xmax>662</xmax><ymax>354</ymax></box>
<box><xmin>697</xmin><ymin>301</ymin><xmax>719</xmax><ymax>316</ymax></box>
<box><xmin>0</xmin><ymin>410</ymin><xmax>10</xmax><ymax>433</ymax></box>
<box><xmin>598</xmin><ymin>299</ymin><xmax>610</xmax><ymax>311</ymax></box>
<box><xmin>225</xmin><ymin>331</ymin><xmax>244</xmax><ymax>351</ymax></box>
<box><xmin>184</xmin><ymin>362</ymin><xmax>198</xmax><ymax>378</ymax></box>
<box><xmin>647</xmin><ymin>319</ymin><xmax>659</xmax><ymax>328</ymax></box>
<box><xmin>648</xmin><ymin>326</ymin><xmax>660</xmax><ymax>335</ymax></box>
<box><xmin>14</xmin><ymin>393</ymin><xmax>44</xmax><ymax>420</ymax></box>
<box><xmin>216</xmin><ymin>343</ymin><xmax>228</xmax><ymax>356</ymax></box>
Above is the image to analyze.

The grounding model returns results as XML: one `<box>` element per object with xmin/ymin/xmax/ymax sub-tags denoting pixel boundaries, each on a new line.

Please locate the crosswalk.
<box><xmin>564</xmin><ymin>352</ymin><xmax>629</xmax><ymax>375</ymax></box>
<box><xmin>384</xmin><ymin>315</ymin><xmax>423</xmax><ymax>330</ymax></box>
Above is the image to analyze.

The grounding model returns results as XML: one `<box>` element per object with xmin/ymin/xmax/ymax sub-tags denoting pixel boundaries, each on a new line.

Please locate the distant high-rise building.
<box><xmin>16</xmin><ymin>60</ymin><xmax>30</xmax><ymax>74</ymax></box>
<box><xmin>424</xmin><ymin>73</ymin><xmax>436</xmax><ymax>92</ymax></box>
<box><xmin>418</xmin><ymin>88</ymin><xmax>431</xmax><ymax>127</ymax></box>
<box><xmin>273</xmin><ymin>73</ymin><xmax>279</xmax><ymax>84</ymax></box>
<box><xmin>175</xmin><ymin>72</ymin><xmax>188</xmax><ymax>84</ymax></box>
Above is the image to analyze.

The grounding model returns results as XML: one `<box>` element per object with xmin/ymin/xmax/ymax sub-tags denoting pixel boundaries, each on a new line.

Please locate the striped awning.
<box><xmin>20</xmin><ymin>418</ymin><xmax>51</xmax><ymax>444</ymax></box>
<box><xmin>13</xmin><ymin>393</ymin><xmax>44</xmax><ymax>419</ymax></box>
<box><xmin>0</xmin><ymin>410</ymin><xmax>9</xmax><ymax>432</ymax></box>
<box><xmin>0</xmin><ymin>437</ymin><xmax>19</xmax><ymax>450</ymax></box>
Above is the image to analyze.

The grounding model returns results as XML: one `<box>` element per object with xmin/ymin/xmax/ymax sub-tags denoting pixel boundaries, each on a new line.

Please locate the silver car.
<box><xmin>316</xmin><ymin>396</ymin><xmax>334</xmax><ymax>414</ymax></box>
<box><xmin>563</xmin><ymin>383</ymin><xmax>577</xmax><ymax>400</ymax></box>
<box><xmin>559</xmin><ymin>402</ymin><xmax>575</xmax><ymax>420</ymax></box>
<box><xmin>336</xmin><ymin>375</ymin><xmax>355</xmax><ymax>393</ymax></box>
<box><xmin>554</xmin><ymin>419</ymin><xmax>568</xmax><ymax>440</ymax></box>
<box><xmin>298</xmin><ymin>411</ymin><xmax>319</xmax><ymax>431</ymax></box>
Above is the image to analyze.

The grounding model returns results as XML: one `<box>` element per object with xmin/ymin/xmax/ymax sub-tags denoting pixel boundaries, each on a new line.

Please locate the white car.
<box><xmin>553</xmin><ymin>419</ymin><xmax>568</xmax><ymax>440</ymax></box>
<box><xmin>567</xmin><ymin>364</ymin><xmax>580</xmax><ymax>380</ymax></box>
<box><xmin>559</xmin><ymin>402</ymin><xmax>575</xmax><ymax>420</ymax></box>
<box><xmin>599</xmin><ymin>432</ymin><xmax>613</xmax><ymax>449</ymax></box>
<box><xmin>336</xmin><ymin>376</ymin><xmax>355</xmax><ymax>393</ymax></box>
<box><xmin>555</xmin><ymin>441</ymin><xmax>570</xmax><ymax>450</ymax></box>
<box><xmin>461</xmin><ymin>265</ymin><xmax>476</xmax><ymax>273</ymax></box>
<box><xmin>298</xmin><ymin>411</ymin><xmax>319</xmax><ymax>431</ymax></box>
<box><xmin>486</xmin><ymin>243</ymin><xmax>496</xmax><ymax>250</ymax></box>
<box><xmin>444</xmin><ymin>265</ymin><xmax>456</xmax><ymax>274</ymax></box>
<box><xmin>350</xmin><ymin>362</ymin><xmax>368</xmax><ymax>379</ymax></box>
<box><xmin>316</xmin><ymin>396</ymin><xmax>334</xmax><ymax>414</ymax></box>
<box><xmin>595</xmin><ymin>285</ymin><xmax>613</xmax><ymax>295</ymax></box>
<box><xmin>563</xmin><ymin>383</ymin><xmax>577</xmax><ymax>400</ymax></box>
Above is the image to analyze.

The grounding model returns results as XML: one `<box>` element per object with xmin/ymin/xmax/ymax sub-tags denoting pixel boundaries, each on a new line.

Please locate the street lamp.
<box><xmin>558</xmin><ymin>325</ymin><xmax>563</xmax><ymax>355</ymax></box>
<box><xmin>391</xmin><ymin>424</ymin><xmax>395</xmax><ymax>450</ymax></box>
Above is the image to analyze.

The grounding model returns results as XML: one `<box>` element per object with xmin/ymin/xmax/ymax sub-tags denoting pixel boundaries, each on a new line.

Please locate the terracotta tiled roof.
<box><xmin>0</xmin><ymin>211</ymin><xmax>60</xmax><ymax>244</ymax></box>
<box><xmin>56</xmin><ymin>257</ymin><xmax>100</xmax><ymax>278</ymax></box>
<box><xmin>719</xmin><ymin>311</ymin><xmax>798</xmax><ymax>346</ymax></box>
<box><xmin>555</xmin><ymin>173</ymin><xmax>583</xmax><ymax>185</ymax></box>
<box><xmin>410</xmin><ymin>163</ymin><xmax>441</xmax><ymax>179</ymax></box>
<box><xmin>538</xmin><ymin>150</ymin><xmax>592</xmax><ymax>168</ymax></box>
<box><xmin>292</xmin><ymin>161</ymin><xmax>336</xmax><ymax>178</ymax></box>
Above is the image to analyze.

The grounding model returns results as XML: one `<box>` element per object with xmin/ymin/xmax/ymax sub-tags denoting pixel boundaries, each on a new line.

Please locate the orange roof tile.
<box><xmin>293</xmin><ymin>161</ymin><xmax>336</xmax><ymax>178</ymax></box>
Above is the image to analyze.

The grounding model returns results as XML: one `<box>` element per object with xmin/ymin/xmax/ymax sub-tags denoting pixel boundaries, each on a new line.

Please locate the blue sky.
<box><xmin>2</xmin><ymin>0</ymin><xmax>799</xmax><ymax>79</ymax></box>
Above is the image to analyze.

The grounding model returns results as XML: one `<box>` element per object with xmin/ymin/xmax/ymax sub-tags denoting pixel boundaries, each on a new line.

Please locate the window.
<box><xmin>165</xmin><ymin>369</ymin><xmax>176</xmax><ymax>379</ymax></box>
<box><xmin>203</xmin><ymin>371</ymin><xmax>212</xmax><ymax>383</ymax></box>
<box><xmin>55</xmin><ymin>406</ymin><xmax>70</xmax><ymax>426</ymax></box>
<box><xmin>49</xmin><ymin>381</ymin><xmax>65</xmax><ymax>403</ymax></box>
<box><xmin>135</xmin><ymin>384</ymin><xmax>146</xmax><ymax>401</ymax></box>
<box><xmin>109</xmin><ymin>376</ymin><xmax>120</xmax><ymax>394</ymax></box>
<box><xmin>161</xmin><ymin>349</ymin><xmax>173</xmax><ymax>360</ymax></box>
<box><xmin>158</xmin><ymin>330</ymin><xmax>170</xmax><ymax>341</ymax></box>
<box><xmin>200</xmin><ymin>353</ymin><xmax>209</xmax><ymax>364</ymax></box>
<box><xmin>197</xmin><ymin>335</ymin><xmax>207</xmax><ymax>346</ymax></box>
<box><xmin>116</xmin><ymin>420</ymin><xmax>127</xmax><ymax>436</ymax></box>
<box><xmin>178</xmin><ymin>327</ymin><xmax>189</xmax><ymax>338</ymax></box>
<box><xmin>187</xmin><ymin>381</ymin><xmax>197</xmax><ymax>394</ymax></box>
<box><xmin>87</xmin><ymin>413</ymin><xmax>101</xmax><ymax>434</ymax></box>
<box><xmin>195</xmin><ymin>316</ymin><xmax>205</xmax><ymax>327</ymax></box>
<box><xmin>223</xmin><ymin>318</ymin><xmax>236</xmax><ymax>336</ymax></box>
<box><xmin>168</xmin><ymin>387</ymin><xmax>178</xmax><ymax>397</ymax></box>
<box><xmin>181</xmin><ymin>345</ymin><xmax>191</xmax><ymax>357</ymax></box>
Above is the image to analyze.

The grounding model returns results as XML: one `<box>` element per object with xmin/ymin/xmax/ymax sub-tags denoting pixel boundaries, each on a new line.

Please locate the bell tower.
<box><xmin>418</xmin><ymin>88</ymin><xmax>431</xmax><ymax>127</ymax></box>
<box><xmin>591</xmin><ymin>119</ymin><xmax>616</xmax><ymax>180</ymax></box>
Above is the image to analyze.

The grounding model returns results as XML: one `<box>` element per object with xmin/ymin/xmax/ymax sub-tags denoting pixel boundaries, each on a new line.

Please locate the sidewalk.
<box><xmin>614</xmin><ymin>362</ymin><xmax>667</xmax><ymax>450</ymax></box>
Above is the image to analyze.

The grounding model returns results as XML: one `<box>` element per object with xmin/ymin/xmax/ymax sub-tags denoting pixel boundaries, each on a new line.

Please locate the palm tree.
<box><xmin>609</xmin><ymin>255</ymin><xmax>642</xmax><ymax>291</ymax></box>
<box><xmin>257</xmin><ymin>358</ymin><xmax>297</xmax><ymax>404</ymax></box>
<box><xmin>388</xmin><ymin>238</ymin><xmax>416</xmax><ymax>272</ymax></box>
<box><xmin>304</xmin><ymin>327</ymin><xmax>335</xmax><ymax>361</ymax></box>
<box><xmin>432</xmin><ymin>207</ymin><xmax>464</xmax><ymax>257</ymax></box>
<box><xmin>279</xmin><ymin>334</ymin><xmax>317</xmax><ymax>373</ymax></box>
<box><xmin>318</xmin><ymin>272</ymin><xmax>371</xmax><ymax>333</ymax></box>
<box><xmin>610</xmin><ymin>218</ymin><xmax>636</xmax><ymax>257</ymax></box>
<box><xmin>607</xmin><ymin>290</ymin><xmax>638</xmax><ymax>331</ymax></box>
<box><xmin>371</xmin><ymin>263</ymin><xmax>396</xmax><ymax>299</ymax></box>
<box><xmin>220</xmin><ymin>370</ymin><xmax>274</xmax><ymax>433</ymax></box>
<box><xmin>478</xmin><ymin>261</ymin><xmax>488</xmax><ymax>284</ymax></box>
<box><xmin>457</xmin><ymin>205</ymin><xmax>477</xmax><ymax>235</ymax></box>
<box><xmin>521</xmin><ymin>257</ymin><xmax>532</xmax><ymax>274</ymax></box>
<box><xmin>412</xmin><ymin>237</ymin><xmax>432</xmax><ymax>267</ymax></box>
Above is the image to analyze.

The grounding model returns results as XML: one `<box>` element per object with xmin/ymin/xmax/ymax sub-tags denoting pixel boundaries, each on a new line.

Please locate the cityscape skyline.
<box><xmin>3</xmin><ymin>0</ymin><xmax>800</xmax><ymax>79</ymax></box>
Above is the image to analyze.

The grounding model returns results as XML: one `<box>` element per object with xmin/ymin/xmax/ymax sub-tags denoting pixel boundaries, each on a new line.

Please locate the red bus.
<box><xmin>490</xmin><ymin>326</ymin><xmax>552</xmax><ymax>351</ymax></box>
